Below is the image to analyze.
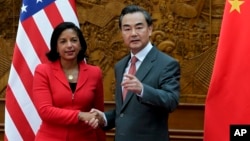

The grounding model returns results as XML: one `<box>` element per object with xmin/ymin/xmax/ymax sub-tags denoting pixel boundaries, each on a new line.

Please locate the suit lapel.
<box><xmin>53</xmin><ymin>61</ymin><xmax>69</xmax><ymax>88</ymax></box>
<box><xmin>136</xmin><ymin>47</ymin><xmax>157</xmax><ymax>81</ymax></box>
<box><xmin>116</xmin><ymin>56</ymin><xmax>130</xmax><ymax>111</ymax></box>
<box><xmin>75</xmin><ymin>62</ymin><xmax>88</xmax><ymax>92</ymax></box>
<box><xmin>121</xmin><ymin>47</ymin><xmax>158</xmax><ymax>110</ymax></box>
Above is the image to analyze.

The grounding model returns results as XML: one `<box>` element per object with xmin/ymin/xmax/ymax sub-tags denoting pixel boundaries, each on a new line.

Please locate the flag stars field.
<box><xmin>21</xmin><ymin>4</ymin><xmax>28</xmax><ymax>13</ymax></box>
<box><xmin>37</xmin><ymin>0</ymin><xmax>43</xmax><ymax>3</ymax></box>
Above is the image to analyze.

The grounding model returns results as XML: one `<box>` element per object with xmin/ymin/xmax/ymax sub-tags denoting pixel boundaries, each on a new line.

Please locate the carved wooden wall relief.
<box><xmin>0</xmin><ymin>0</ymin><xmax>225</xmax><ymax>104</ymax></box>
<box><xmin>0</xmin><ymin>0</ymin><xmax>19</xmax><ymax>97</ymax></box>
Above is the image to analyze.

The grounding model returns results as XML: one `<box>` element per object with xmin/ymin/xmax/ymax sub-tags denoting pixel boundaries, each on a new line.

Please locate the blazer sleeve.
<box><xmin>93</xmin><ymin>66</ymin><xmax>104</xmax><ymax>111</ymax></box>
<box><xmin>103</xmin><ymin>109</ymin><xmax>116</xmax><ymax>130</ymax></box>
<box><xmin>92</xmin><ymin>67</ymin><xmax>106</xmax><ymax>141</ymax></box>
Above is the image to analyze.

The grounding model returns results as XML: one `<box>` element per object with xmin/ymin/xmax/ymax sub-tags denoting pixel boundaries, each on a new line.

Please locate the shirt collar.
<box><xmin>130</xmin><ymin>42</ymin><xmax>153</xmax><ymax>62</ymax></box>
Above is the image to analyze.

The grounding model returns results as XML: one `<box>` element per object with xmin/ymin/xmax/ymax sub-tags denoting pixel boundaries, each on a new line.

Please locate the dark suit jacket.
<box><xmin>105</xmin><ymin>46</ymin><xmax>180</xmax><ymax>141</ymax></box>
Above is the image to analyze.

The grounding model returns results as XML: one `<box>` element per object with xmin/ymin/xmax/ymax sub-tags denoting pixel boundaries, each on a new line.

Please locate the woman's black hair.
<box><xmin>46</xmin><ymin>22</ymin><xmax>87</xmax><ymax>62</ymax></box>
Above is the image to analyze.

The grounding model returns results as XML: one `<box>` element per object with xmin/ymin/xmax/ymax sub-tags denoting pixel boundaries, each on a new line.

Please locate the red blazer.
<box><xmin>33</xmin><ymin>60</ymin><xmax>105</xmax><ymax>141</ymax></box>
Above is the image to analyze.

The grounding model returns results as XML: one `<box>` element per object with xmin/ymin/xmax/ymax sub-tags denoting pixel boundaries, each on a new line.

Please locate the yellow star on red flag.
<box><xmin>228</xmin><ymin>0</ymin><xmax>245</xmax><ymax>13</ymax></box>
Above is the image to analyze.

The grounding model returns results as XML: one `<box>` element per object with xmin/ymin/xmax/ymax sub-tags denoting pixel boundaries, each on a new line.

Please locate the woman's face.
<box><xmin>57</xmin><ymin>28</ymin><xmax>81</xmax><ymax>62</ymax></box>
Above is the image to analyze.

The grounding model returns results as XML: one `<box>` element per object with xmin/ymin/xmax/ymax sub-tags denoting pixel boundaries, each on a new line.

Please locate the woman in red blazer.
<box><xmin>32</xmin><ymin>22</ymin><xmax>105</xmax><ymax>141</ymax></box>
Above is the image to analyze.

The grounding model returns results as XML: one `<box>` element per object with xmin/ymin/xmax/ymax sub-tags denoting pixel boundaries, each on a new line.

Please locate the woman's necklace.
<box><xmin>68</xmin><ymin>74</ymin><xmax>74</xmax><ymax>80</ymax></box>
<box><xmin>64</xmin><ymin>67</ymin><xmax>78</xmax><ymax>82</ymax></box>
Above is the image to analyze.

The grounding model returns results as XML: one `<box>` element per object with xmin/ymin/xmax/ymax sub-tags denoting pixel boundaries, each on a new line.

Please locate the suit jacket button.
<box><xmin>120</xmin><ymin>113</ymin><xmax>124</xmax><ymax>117</ymax></box>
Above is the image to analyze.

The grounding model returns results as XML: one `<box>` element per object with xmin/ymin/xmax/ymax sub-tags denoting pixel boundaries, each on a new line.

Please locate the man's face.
<box><xmin>121</xmin><ymin>12</ymin><xmax>152</xmax><ymax>54</ymax></box>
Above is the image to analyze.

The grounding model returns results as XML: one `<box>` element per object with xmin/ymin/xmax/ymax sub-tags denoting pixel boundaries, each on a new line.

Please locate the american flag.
<box><xmin>4</xmin><ymin>0</ymin><xmax>79</xmax><ymax>140</ymax></box>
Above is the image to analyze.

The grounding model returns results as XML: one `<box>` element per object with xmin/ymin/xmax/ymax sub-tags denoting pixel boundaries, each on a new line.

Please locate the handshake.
<box><xmin>78</xmin><ymin>108</ymin><xmax>105</xmax><ymax>129</ymax></box>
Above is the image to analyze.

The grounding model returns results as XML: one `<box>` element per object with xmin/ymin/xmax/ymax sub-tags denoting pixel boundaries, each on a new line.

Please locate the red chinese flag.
<box><xmin>204</xmin><ymin>0</ymin><xmax>250</xmax><ymax>141</ymax></box>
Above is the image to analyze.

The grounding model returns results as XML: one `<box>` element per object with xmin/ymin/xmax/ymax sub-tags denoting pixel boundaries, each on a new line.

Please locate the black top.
<box><xmin>69</xmin><ymin>83</ymin><xmax>77</xmax><ymax>93</ymax></box>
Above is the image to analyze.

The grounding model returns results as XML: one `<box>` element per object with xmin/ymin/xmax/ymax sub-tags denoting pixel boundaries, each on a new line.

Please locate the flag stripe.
<box><xmin>5</xmin><ymin>86</ymin><xmax>35</xmax><ymax>141</ymax></box>
<box><xmin>44</xmin><ymin>2</ymin><xmax>64</xmax><ymax>28</ymax></box>
<box><xmin>22</xmin><ymin>18</ymin><xmax>50</xmax><ymax>63</ymax></box>
<box><xmin>8</xmin><ymin>63</ymin><xmax>41</xmax><ymax>133</ymax></box>
<box><xmin>55</xmin><ymin>0</ymin><xmax>79</xmax><ymax>26</ymax></box>
<box><xmin>16</xmin><ymin>23</ymin><xmax>41</xmax><ymax>74</ymax></box>
<box><xmin>4</xmin><ymin>107</ymin><xmax>22</xmax><ymax>141</ymax></box>
<box><xmin>12</xmin><ymin>45</ymin><xmax>33</xmax><ymax>97</ymax></box>
<box><xmin>69</xmin><ymin>0</ymin><xmax>77</xmax><ymax>12</ymax></box>
<box><xmin>33</xmin><ymin>9</ymin><xmax>54</xmax><ymax>50</ymax></box>
<box><xmin>5</xmin><ymin>0</ymin><xmax>78</xmax><ymax>140</ymax></box>
<box><xmin>22</xmin><ymin>18</ymin><xmax>49</xmax><ymax>63</ymax></box>
<box><xmin>9</xmin><ymin>47</ymin><xmax>41</xmax><ymax>131</ymax></box>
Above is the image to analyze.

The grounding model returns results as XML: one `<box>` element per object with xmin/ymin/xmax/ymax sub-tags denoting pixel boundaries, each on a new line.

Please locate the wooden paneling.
<box><xmin>0</xmin><ymin>98</ymin><xmax>5</xmax><ymax>141</ymax></box>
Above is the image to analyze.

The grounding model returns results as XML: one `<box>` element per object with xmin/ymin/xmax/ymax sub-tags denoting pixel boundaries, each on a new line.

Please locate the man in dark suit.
<box><xmin>91</xmin><ymin>5</ymin><xmax>180</xmax><ymax>141</ymax></box>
